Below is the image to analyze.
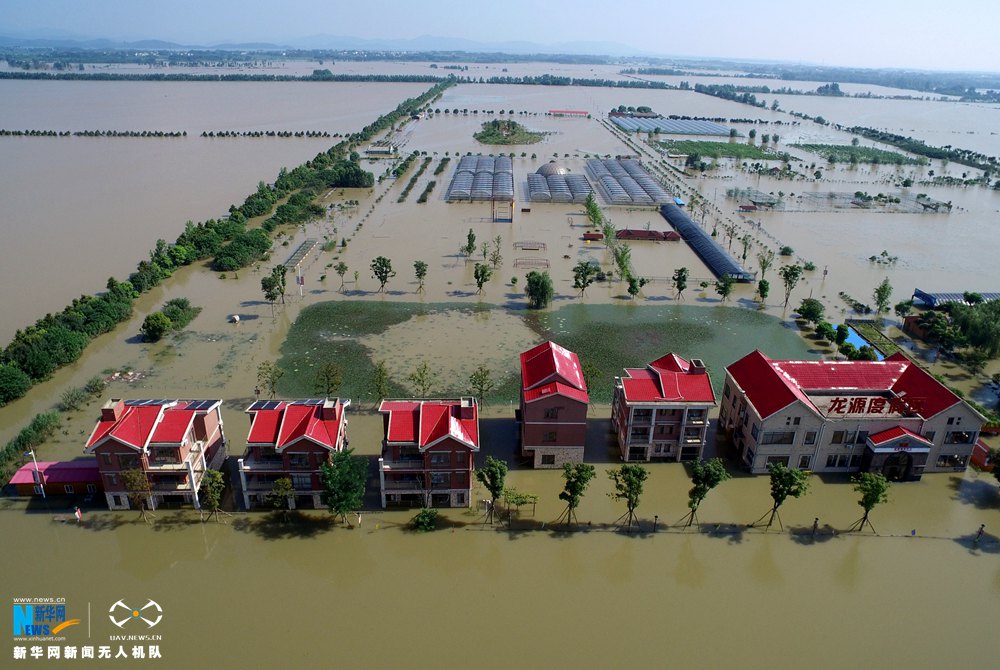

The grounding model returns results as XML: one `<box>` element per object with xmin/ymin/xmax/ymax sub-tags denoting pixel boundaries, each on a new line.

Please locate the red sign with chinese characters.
<box><xmin>827</xmin><ymin>396</ymin><xmax>923</xmax><ymax>415</ymax></box>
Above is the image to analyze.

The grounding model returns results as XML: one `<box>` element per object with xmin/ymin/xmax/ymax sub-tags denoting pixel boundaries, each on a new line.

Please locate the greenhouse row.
<box><xmin>586</xmin><ymin>159</ymin><xmax>672</xmax><ymax>205</ymax></box>
<box><xmin>611</xmin><ymin>116</ymin><xmax>732</xmax><ymax>136</ymax></box>
<box><xmin>659</xmin><ymin>203</ymin><xmax>754</xmax><ymax>281</ymax></box>
<box><xmin>527</xmin><ymin>172</ymin><xmax>593</xmax><ymax>203</ymax></box>
<box><xmin>447</xmin><ymin>155</ymin><xmax>515</xmax><ymax>202</ymax></box>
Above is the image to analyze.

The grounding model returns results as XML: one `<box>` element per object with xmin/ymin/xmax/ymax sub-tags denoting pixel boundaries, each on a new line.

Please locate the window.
<box><xmin>831</xmin><ymin>431</ymin><xmax>845</xmax><ymax>444</ymax></box>
<box><xmin>825</xmin><ymin>454</ymin><xmax>853</xmax><ymax>468</ymax></box>
<box><xmin>804</xmin><ymin>431</ymin><xmax>817</xmax><ymax>446</ymax></box>
<box><xmin>723</xmin><ymin>384</ymin><xmax>731</xmax><ymax>398</ymax></box>
<box><xmin>856</xmin><ymin>431</ymin><xmax>869</xmax><ymax>444</ymax></box>
<box><xmin>542</xmin><ymin>432</ymin><xmax>557</xmax><ymax>443</ymax></box>
<box><xmin>785</xmin><ymin>417</ymin><xmax>801</xmax><ymax>426</ymax></box>
<box><xmin>798</xmin><ymin>455</ymin><xmax>811</xmax><ymax>470</ymax></box>
<box><xmin>923</xmin><ymin>431</ymin><xmax>936</xmax><ymax>442</ymax></box>
<box><xmin>543</xmin><ymin>408</ymin><xmax>560</xmax><ymax>420</ymax></box>
<box><xmin>288</xmin><ymin>453</ymin><xmax>309</xmax><ymax>468</ymax></box>
<box><xmin>64</xmin><ymin>485</ymin><xmax>74</xmax><ymax>494</ymax></box>
<box><xmin>431</xmin><ymin>472</ymin><xmax>450</xmax><ymax>487</ymax></box>
<box><xmin>849</xmin><ymin>454</ymin><xmax>862</xmax><ymax>468</ymax></box>
<box><xmin>744</xmin><ymin>448</ymin><xmax>756</xmax><ymax>466</ymax></box>
<box><xmin>430</xmin><ymin>452</ymin><xmax>450</xmax><ymax>465</ymax></box>
<box><xmin>101</xmin><ymin>453</ymin><xmax>111</xmax><ymax>466</ymax></box>
<box><xmin>86</xmin><ymin>484</ymin><xmax>97</xmax><ymax>494</ymax></box>
<box><xmin>761</xmin><ymin>431</ymin><xmax>795</xmax><ymax>445</ymax></box>
<box><xmin>455</xmin><ymin>492</ymin><xmax>466</xmax><ymax>506</ymax></box>
<box><xmin>750</xmin><ymin>424</ymin><xmax>760</xmax><ymax>440</ymax></box>
<box><xmin>33</xmin><ymin>485</ymin><xmax>43</xmax><ymax>495</ymax></box>
<box><xmin>826</xmin><ymin>454</ymin><xmax>838</xmax><ymax>468</ymax></box>
<box><xmin>291</xmin><ymin>474</ymin><xmax>311</xmax><ymax>489</ymax></box>
<box><xmin>936</xmin><ymin>454</ymin><xmax>969</xmax><ymax>468</ymax></box>
<box><xmin>105</xmin><ymin>473</ymin><xmax>118</xmax><ymax>486</ymax></box>
<box><xmin>119</xmin><ymin>454</ymin><xmax>139</xmax><ymax>469</ymax></box>
<box><xmin>765</xmin><ymin>455</ymin><xmax>789</xmax><ymax>466</ymax></box>
<box><xmin>945</xmin><ymin>431</ymin><xmax>974</xmax><ymax>445</ymax></box>
<box><xmin>541</xmin><ymin>454</ymin><xmax>556</xmax><ymax>465</ymax></box>
<box><xmin>845</xmin><ymin>431</ymin><xmax>857</xmax><ymax>444</ymax></box>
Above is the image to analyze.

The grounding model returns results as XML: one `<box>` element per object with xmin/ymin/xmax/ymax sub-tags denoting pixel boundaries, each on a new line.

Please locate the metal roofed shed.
<box><xmin>659</xmin><ymin>203</ymin><xmax>754</xmax><ymax>282</ymax></box>
<box><xmin>528</xmin><ymin>163</ymin><xmax>594</xmax><ymax>204</ymax></box>
<box><xmin>610</xmin><ymin>116</ymin><xmax>732</xmax><ymax>136</ymax></box>
<box><xmin>912</xmin><ymin>289</ymin><xmax>1000</xmax><ymax>308</ymax></box>
<box><xmin>586</xmin><ymin>159</ymin><xmax>672</xmax><ymax>206</ymax></box>
<box><xmin>447</xmin><ymin>155</ymin><xmax>515</xmax><ymax>203</ymax></box>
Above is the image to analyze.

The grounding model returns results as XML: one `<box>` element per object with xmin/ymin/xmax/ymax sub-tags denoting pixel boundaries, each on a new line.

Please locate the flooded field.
<box><xmin>2</xmin><ymin>67</ymin><xmax>1000</xmax><ymax>668</ymax></box>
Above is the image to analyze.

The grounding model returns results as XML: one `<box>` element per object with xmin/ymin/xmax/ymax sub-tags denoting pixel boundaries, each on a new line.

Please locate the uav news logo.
<box><xmin>108</xmin><ymin>600</ymin><xmax>162</xmax><ymax>629</ymax></box>
<box><xmin>12</xmin><ymin>598</ymin><xmax>80</xmax><ymax>638</ymax></box>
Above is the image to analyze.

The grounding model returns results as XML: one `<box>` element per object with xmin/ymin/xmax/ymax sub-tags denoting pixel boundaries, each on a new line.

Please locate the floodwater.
<box><xmin>2</xmin><ymin>70</ymin><xmax>1000</xmax><ymax>669</ymax></box>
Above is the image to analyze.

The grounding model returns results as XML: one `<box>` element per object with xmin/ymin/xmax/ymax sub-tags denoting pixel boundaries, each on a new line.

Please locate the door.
<box><xmin>882</xmin><ymin>452</ymin><xmax>912</xmax><ymax>481</ymax></box>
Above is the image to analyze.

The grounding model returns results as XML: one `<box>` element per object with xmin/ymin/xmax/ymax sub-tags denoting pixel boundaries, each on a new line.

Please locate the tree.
<box><xmin>370</xmin><ymin>256</ymin><xmax>395</xmax><ymax>292</ymax></box>
<box><xmin>612</xmin><ymin>243</ymin><xmax>633</xmax><ymax>281</ymax></box>
<box><xmin>320</xmin><ymin>448</ymin><xmax>368</xmax><ymax>525</ymax></box>
<box><xmin>739</xmin><ymin>234</ymin><xmax>753</xmax><ymax>263</ymax></box>
<box><xmin>314</xmin><ymin>362</ymin><xmax>343</xmax><ymax>397</ymax></box>
<box><xmin>413</xmin><ymin>260</ymin><xmax>428</xmax><ymax>293</ymax></box>
<box><xmin>334</xmin><ymin>262</ymin><xmax>348</xmax><ymax>291</ymax></box>
<box><xmin>267</xmin><ymin>477</ymin><xmax>295</xmax><ymax>521</ymax></box>
<box><xmin>260</xmin><ymin>273</ymin><xmax>281</xmax><ymax>316</ymax></box>
<box><xmin>475</xmin><ymin>455</ymin><xmax>508</xmax><ymax>524</ymax></box>
<box><xmin>371</xmin><ymin>360</ymin><xmax>390</xmax><ymax>403</ymax></box>
<box><xmin>796</xmin><ymin>298</ymin><xmax>825</xmax><ymax>324</ymax></box>
<box><xmin>672</xmin><ymin>267</ymin><xmax>689</xmax><ymax>300</ymax></box>
<box><xmin>461</xmin><ymin>228</ymin><xmax>477</xmax><ymax>256</ymax></box>
<box><xmin>835</xmin><ymin>324</ymin><xmax>850</xmax><ymax>345</ymax></box>
<box><xmin>816</xmin><ymin>321</ymin><xmax>837</xmax><ymax>343</ymax></box>
<box><xmin>407</xmin><ymin>361</ymin><xmax>437</xmax><ymax>397</ymax></box>
<box><xmin>608</xmin><ymin>464</ymin><xmax>648</xmax><ymax>532</ymax></box>
<box><xmin>199</xmin><ymin>469</ymin><xmax>226</xmax><ymax>522</ymax></box>
<box><xmin>849</xmin><ymin>472</ymin><xmax>890</xmax><ymax>534</ymax></box>
<box><xmin>412</xmin><ymin>507</ymin><xmax>438</xmax><ymax>531</ymax></box>
<box><xmin>894</xmin><ymin>300</ymin><xmax>913</xmax><ymax>319</ymax></box>
<box><xmin>757</xmin><ymin>278</ymin><xmax>770</xmax><ymax>304</ymax></box>
<box><xmin>473</xmin><ymin>262</ymin><xmax>493</xmax><ymax>294</ymax></box>
<box><xmin>873</xmin><ymin>277</ymin><xmax>893</xmax><ymax>315</ymax></box>
<box><xmin>778</xmin><ymin>264</ymin><xmax>804</xmax><ymax>309</ymax></box>
<box><xmin>683</xmin><ymin>458</ymin><xmax>731</xmax><ymax>527</ymax></box>
<box><xmin>257</xmin><ymin>361</ymin><xmax>283</xmax><ymax>398</ymax></box>
<box><xmin>525</xmin><ymin>270</ymin><xmax>554</xmax><ymax>309</ymax></box>
<box><xmin>468</xmin><ymin>364</ymin><xmax>495</xmax><ymax>405</ymax></box>
<box><xmin>121</xmin><ymin>468</ymin><xmax>154</xmax><ymax>521</ymax></box>
<box><xmin>756</xmin><ymin>249</ymin><xmax>775</xmax><ymax>281</ymax></box>
<box><xmin>0</xmin><ymin>363</ymin><xmax>31</xmax><ymax>406</ymax></box>
<box><xmin>580</xmin><ymin>362</ymin><xmax>599</xmax><ymax>403</ymax></box>
<box><xmin>573</xmin><ymin>260</ymin><xmax>599</xmax><ymax>296</ymax></box>
<box><xmin>751</xmin><ymin>462</ymin><xmax>809</xmax><ymax>530</ymax></box>
<box><xmin>714</xmin><ymin>275</ymin><xmax>735</xmax><ymax>303</ymax></box>
<box><xmin>140</xmin><ymin>311</ymin><xmax>172</xmax><ymax>342</ymax></box>
<box><xmin>272</xmin><ymin>265</ymin><xmax>288</xmax><ymax>303</ymax></box>
<box><xmin>557</xmin><ymin>463</ymin><xmax>596</xmax><ymax>526</ymax></box>
<box><xmin>626</xmin><ymin>274</ymin><xmax>648</xmax><ymax>299</ymax></box>
<box><xmin>489</xmin><ymin>235</ymin><xmax>503</xmax><ymax>269</ymax></box>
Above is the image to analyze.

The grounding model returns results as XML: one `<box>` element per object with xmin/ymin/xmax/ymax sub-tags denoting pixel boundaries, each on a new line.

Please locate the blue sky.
<box><xmin>2</xmin><ymin>0</ymin><xmax>998</xmax><ymax>72</ymax></box>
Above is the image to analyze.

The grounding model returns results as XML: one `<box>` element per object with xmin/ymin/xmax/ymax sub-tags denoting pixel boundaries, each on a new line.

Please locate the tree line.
<box><xmin>0</xmin><ymin>129</ymin><xmax>186</xmax><ymax>137</ymax></box>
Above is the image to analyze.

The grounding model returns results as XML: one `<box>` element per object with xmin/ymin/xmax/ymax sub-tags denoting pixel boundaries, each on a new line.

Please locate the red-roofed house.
<box><xmin>237</xmin><ymin>398</ymin><xmax>350</xmax><ymax>509</ymax></box>
<box><xmin>378</xmin><ymin>398</ymin><xmax>479</xmax><ymax>508</ymax></box>
<box><xmin>518</xmin><ymin>341</ymin><xmax>589</xmax><ymax>468</ymax></box>
<box><xmin>721</xmin><ymin>350</ymin><xmax>985</xmax><ymax>479</ymax></box>
<box><xmin>84</xmin><ymin>399</ymin><xmax>227</xmax><ymax>510</ymax></box>
<box><xmin>612</xmin><ymin>354</ymin><xmax>716</xmax><ymax>462</ymax></box>
<box><xmin>9</xmin><ymin>460</ymin><xmax>102</xmax><ymax>498</ymax></box>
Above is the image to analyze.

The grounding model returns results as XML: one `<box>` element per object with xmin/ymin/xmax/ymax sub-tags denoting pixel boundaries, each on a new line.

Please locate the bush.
<box><xmin>412</xmin><ymin>508</ymin><xmax>439</xmax><ymax>532</ymax></box>
<box><xmin>0</xmin><ymin>364</ymin><xmax>31</xmax><ymax>406</ymax></box>
<box><xmin>140</xmin><ymin>312</ymin><xmax>172</xmax><ymax>342</ymax></box>
<box><xmin>84</xmin><ymin>375</ymin><xmax>106</xmax><ymax>396</ymax></box>
<box><xmin>779</xmin><ymin>245</ymin><xmax>794</xmax><ymax>256</ymax></box>
<box><xmin>59</xmin><ymin>386</ymin><xmax>88</xmax><ymax>411</ymax></box>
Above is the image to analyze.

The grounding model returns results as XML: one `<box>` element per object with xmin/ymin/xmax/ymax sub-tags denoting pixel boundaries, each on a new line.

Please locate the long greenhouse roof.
<box><xmin>659</xmin><ymin>204</ymin><xmax>753</xmax><ymax>282</ymax></box>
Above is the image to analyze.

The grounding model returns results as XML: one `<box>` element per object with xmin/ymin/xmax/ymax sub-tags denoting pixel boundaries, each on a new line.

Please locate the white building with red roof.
<box><xmin>237</xmin><ymin>398</ymin><xmax>350</xmax><ymax>510</ymax></box>
<box><xmin>84</xmin><ymin>399</ymin><xmax>226</xmax><ymax>510</ymax></box>
<box><xmin>722</xmin><ymin>350</ymin><xmax>984</xmax><ymax>479</ymax></box>
<box><xmin>612</xmin><ymin>354</ymin><xmax>715</xmax><ymax>462</ymax></box>
<box><xmin>377</xmin><ymin>397</ymin><xmax>479</xmax><ymax>508</ymax></box>
<box><xmin>518</xmin><ymin>341</ymin><xmax>589</xmax><ymax>468</ymax></box>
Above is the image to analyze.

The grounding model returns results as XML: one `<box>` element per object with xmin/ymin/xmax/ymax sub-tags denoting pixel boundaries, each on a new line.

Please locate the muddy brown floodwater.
<box><xmin>2</xmin><ymin>70</ymin><xmax>1000</xmax><ymax>669</ymax></box>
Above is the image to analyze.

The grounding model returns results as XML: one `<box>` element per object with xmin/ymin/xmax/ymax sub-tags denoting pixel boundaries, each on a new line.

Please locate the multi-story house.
<box><xmin>237</xmin><ymin>398</ymin><xmax>350</xmax><ymax>510</ymax></box>
<box><xmin>84</xmin><ymin>399</ymin><xmax>226</xmax><ymax>510</ymax></box>
<box><xmin>611</xmin><ymin>354</ymin><xmax>715</xmax><ymax>462</ymax></box>
<box><xmin>518</xmin><ymin>341</ymin><xmax>589</xmax><ymax>468</ymax></box>
<box><xmin>722</xmin><ymin>350</ymin><xmax>985</xmax><ymax>480</ymax></box>
<box><xmin>377</xmin><ymin>397</ymin><xmax>479</xmax><ymax>508</ymax></box>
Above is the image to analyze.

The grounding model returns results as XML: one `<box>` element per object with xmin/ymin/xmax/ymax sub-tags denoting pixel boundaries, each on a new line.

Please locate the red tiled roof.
<box><xmin>9</xmin><ymin>461</ymin><xmax>101</xmax><ymax>486</ymax></box>
<box><xmin>379</xmin><ymin>400</ymin><xmax>479</xmax><ymax>450</ymax></box>
<box><xmin>520</xmin><ymin>341</ymin><xmax>586</xmax><ymax>392</ymax></box>
<box><xmin>523</xmin><ymin>381</ymin><xmax>589</xmax><ymax>404</ymax></box>
<box><xmin>86</xmin><ymin>405</ymin><xmax>162</xmax><ymax>450</ymax></box>
<box><xmin>620</xmin><ymin>354</ymin><xmax>715</xmax><ymax>404</ymax></box>
<box><xmin>727</xmin><ymin>350</ymin><xmax>961</xmax><ymax>420</ymax></box>
<box><xmin>150</xmin><ymin>410</ymin><xmax>194</xmax><ymax>444</ymax></box>
<box><xmin>868</xmin><ymin>426</ymin><xmax>932</xmax><ymax>446</ymax></box>
<box><xmin>246</xmin><ymin>400</ymin><xmax>346</xmax><ymax>451</ymax></box>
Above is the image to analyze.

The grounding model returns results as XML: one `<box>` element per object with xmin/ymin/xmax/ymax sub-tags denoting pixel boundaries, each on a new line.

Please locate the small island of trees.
<box><xmin>473</xmin><ymin>119</ymin><xmax>545</xmax><ymax>145</ymax></box>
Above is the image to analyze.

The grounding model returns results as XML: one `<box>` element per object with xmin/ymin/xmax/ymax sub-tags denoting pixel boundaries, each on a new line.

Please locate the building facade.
<box><xmin>721</xmin><ymin>350</ymin><xmax>984</xmax><ymax>480</ymax></box>
<box><xmin>611</xmin><ymin>354</ymin><xmax>715</xmax><ymax>462</ymax></box>
<box><xmin>9</xmin><ymin>460</ymin><xmax>102</xmax><ymax>498</ymax></box>
<box><xmin>378</xmin><ymin>398</ymin><xmax>479</xmax><ymax>508</ymax></box>
<box><xmin>518</xmin><ymin>341</ymin><xmax>589</xmax><ymax>468</ymax></box>
<box><xmin>85</xmin><ymin>399</ymin><xmax>227</xmax><ymax>510</ymax></box>
<box><xmin>237</xmin><ymin>398</ymin><xmax>350</xmax><ymax>510</ymax></box>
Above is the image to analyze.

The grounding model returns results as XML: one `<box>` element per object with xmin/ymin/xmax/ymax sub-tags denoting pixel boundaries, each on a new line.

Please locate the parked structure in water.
<box><xmin>722</xmin><ymin>351</ymin><xmax>985</xmax><ymax>480</ymax></box>
<box><xmin>611</xmin><ymin>354</ymin><xmax>715</xmax><ymax>462</ymax></box>
<box><xmin>84</xmin><ymin>399</ymin><xmax>227</xmax><ymax>510</ymax></box>
<box><xmin>237</xmin><ymin>398</ymin><xmax>350</xmax><ymax>510</ymax></box>
<box><xmin>518</xmin><ymin>341</ymin><xmax>589</xmax><ymax>468</ymax></box>
<box><xmin>377</xmin><ymin>397</ymin><xmax>479</xmax><ymax>508</ymax></box>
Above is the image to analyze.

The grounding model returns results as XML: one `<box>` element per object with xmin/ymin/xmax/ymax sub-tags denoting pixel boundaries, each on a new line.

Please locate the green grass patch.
<box><xmin>473</xmin><ymin>119</ymin><xmax>544</xmax><ymax>145</ymax></box>
<box><xmin>657</xmin><ymin>140</ymin><xmax>775</xmax><ymax>160</ymax></box>
<box><xmin>278</xmin><ymin>301</ymin><xmax>814</xmax><ymax>406</ymax></box>
<box><xmin>847</xmin><ymin>321</ymin><xmax>903</xmax><ymax>357</ymax></box>
<box><xmin>792</xmin><ymin>143</ymin><xmax>926</xmax><ymax>165</ymax></box>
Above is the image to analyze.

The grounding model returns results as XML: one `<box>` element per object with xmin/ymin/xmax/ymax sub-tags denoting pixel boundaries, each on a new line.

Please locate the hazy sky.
<box><xmin>3</xmin><ymin>0</ymin><xmax>999</xmax><ymax>72</ymax></box>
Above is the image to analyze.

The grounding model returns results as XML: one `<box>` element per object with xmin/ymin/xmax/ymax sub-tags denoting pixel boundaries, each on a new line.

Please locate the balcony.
<box><xmin>381</xmin><ymin>458</ymin><xmax>426</xmax><ymax>471</ymax></box>
<box><xmin>241</xmin><ymin>456</ymin><xmax>287</xmax><ymax>471</ymax></box>
<box><xmin>150</xmin><ymin>478</ymin><xmax>192</xmax><ymax>492</ymax></box>
<box><xmin>383</xmin><ymin>479</ymin><xmax>425</xmax><ymax>491</ymax></box>
<box><xmin>686</xmin><ymin>416</ymin><xmax>707</xmax><ymax>426</ymax></box>
<box><xmin>682</xmin><ymin>436</ymin><xmax>704</xmax><ymax>445</ymax></box>
<box><xmin>148</xmin><ymin>442</ymin><xmax>205</xmax><ymax>471</ymax></box>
